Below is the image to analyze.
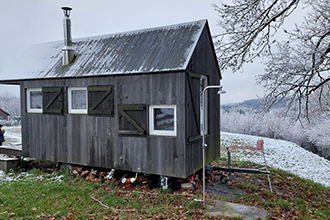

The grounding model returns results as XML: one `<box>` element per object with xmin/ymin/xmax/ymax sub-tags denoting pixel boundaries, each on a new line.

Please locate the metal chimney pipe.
<box><xmin>61</xmin><ymin>7</ymin><xmax>75</xmax><ymax>66</ymax></box>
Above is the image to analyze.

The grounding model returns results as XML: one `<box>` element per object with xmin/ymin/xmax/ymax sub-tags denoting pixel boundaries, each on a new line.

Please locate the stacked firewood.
<box><xmin>71</xmin><ymin>166</ymin><xmax>107</xmax><ymax>182</ymax></box>
<box><xmin>67</xmin><ymin>165</ymin><xmax>204</xmax><ymax>192</ymax></box>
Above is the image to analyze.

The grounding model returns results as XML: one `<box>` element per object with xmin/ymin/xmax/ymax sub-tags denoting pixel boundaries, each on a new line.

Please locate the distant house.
<box><xmin>0</xmin><ymin>108</ymin><xmax>10</xmax><ymax>120</ymax></box>
<box><xmin>0</xmin><ymin>8</ymin><xmax>221</xmax><ymax>178</ymax></box>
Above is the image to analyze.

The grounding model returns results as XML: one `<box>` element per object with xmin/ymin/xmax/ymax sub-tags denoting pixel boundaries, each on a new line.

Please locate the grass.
<box><xmin>0</xmin><ymin>159</ymin><xmax>329</xmax><ymax>219</ymax></box>
<box><xmin>0</xmin><ymin>168</ymin><xmax>204</xmax><ymax>219</ymax></box>
<box><xmin>1</xmin><ymin>170</ymin><xmax>98</xmax><ymax>219</ymax></box>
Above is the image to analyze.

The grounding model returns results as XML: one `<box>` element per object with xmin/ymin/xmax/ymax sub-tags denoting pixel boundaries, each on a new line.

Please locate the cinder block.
<box><xmin>0</xmin><ymin>158</ymin><xmax>20</xmax><ymax>171</ymax></box>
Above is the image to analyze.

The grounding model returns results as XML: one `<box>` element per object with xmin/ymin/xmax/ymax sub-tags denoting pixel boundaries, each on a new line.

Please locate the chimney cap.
<box><xmin>61</xmin><ymin>6</ymin><xmax>72</xmax><ymax>17</ymax></box>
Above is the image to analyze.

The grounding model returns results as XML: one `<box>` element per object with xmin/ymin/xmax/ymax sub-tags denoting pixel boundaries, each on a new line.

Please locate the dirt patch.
<box><xmin>205</xmin><ymin>169</ymin><xmax>248</xmax><ymax>200</ymax></box>
<box><xmin>206</xmin><ymin>182</ymin><xmax>242</xmax><ymax>199</ymax></box>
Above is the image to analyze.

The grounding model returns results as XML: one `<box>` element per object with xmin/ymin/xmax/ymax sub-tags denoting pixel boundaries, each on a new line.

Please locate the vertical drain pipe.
<box><xmin>61</xmin><ymin>7</ymin><xmax>75</xmax><ymax>66</ymax></box>
<box><xmin>202</xmin><ymin>85</ymin><xmax>224</xmax><ymax>205</ymax></box>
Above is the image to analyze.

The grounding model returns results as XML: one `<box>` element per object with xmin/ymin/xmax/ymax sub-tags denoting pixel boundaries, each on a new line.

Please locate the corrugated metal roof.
<box><xmin>0</xmin><ymin>20</ymin><xmax>207</xmax><ymax>81</ymax></box>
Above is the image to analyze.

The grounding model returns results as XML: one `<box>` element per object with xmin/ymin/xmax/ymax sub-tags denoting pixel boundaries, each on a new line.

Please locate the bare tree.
<box><xmin>213</xmin><ymin>0</ymin><xmax>302</xmax><ymax>71</ymax></box>
<box><xmin>214</xmin><ymin>0</ymin><xmax>330</xmax><ymax>118</ymax></box>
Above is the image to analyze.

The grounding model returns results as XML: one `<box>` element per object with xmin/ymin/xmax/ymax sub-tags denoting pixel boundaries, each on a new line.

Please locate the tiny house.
<box><xmin>0</xmin><ymin>108</ymin><xmax>10</xmax><ymax>121</ymax></box>
<box><xmin>0</xmin><ymin>8</ymin><xmax>221</xmax><ymax>178</ymax></box>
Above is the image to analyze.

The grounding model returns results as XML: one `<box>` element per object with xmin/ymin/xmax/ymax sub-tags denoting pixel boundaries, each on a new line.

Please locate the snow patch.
<box><xmin>0</xmin><ymin>170</ymin><xmax>63</xmax><ymax>182</ymax></box>
<box><xmin>221</xmin><ymin>132</ymin><xmax>330</xmax><ymax>187</ymax></box>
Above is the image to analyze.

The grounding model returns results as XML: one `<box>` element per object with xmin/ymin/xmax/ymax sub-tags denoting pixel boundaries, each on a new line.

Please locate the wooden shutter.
<box><xmin>118</xmin><ymin>104</ymin><xmax>146</xmax><ymax>136</ymax></box>
<box><xmin>187</xmin><ymin>72</ymin><xmax>202</xmax><ymax>142</ymax></box>
<box><xmin>42</xmin><ymin>87</ymin><xmax>63</xmax><ymax>114</ymax></box>
<box><xmin>88</xmin><ymin>86</ymin><xmax>114</xmax><ymax>116</ymax></box>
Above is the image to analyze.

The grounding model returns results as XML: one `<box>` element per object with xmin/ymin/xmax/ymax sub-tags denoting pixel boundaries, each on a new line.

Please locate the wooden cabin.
<box><xmin>0</xmin><ymin>108</ymin><xmax>10</xmax><ymax>120</ymax></box>
<box><xmin>0</xmin><ymin>15</ymin><xmax>221</xmax><ymax>178</ymax></box>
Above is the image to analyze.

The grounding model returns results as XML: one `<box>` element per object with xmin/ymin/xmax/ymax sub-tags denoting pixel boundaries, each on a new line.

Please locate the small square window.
<box><xmin>27</xmin><ymin>88</ymin><xmax>42</xmax><ymax>113</ymax></box>
<box><xmin>68</xmin><ymin>87</ymin><xmax>87</xmax><ymax>114</ymax></box>
<box><xmin>149</xmin><ymin>105</ymin><xmax>177</xmax><ymax>136</ymax></box>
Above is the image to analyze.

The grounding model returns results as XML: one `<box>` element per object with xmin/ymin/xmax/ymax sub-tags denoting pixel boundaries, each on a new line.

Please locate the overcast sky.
<box><xmin>0</xmin><ymin>0</ymin><xmax>265</xmax><ymax>104</ymax></box>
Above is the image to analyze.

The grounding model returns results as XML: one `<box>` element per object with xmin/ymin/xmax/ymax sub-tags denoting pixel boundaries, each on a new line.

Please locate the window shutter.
<box><xmin>87</xmin><ymin>86</ymin><xmax>114</xmax><ymax>116</ymax></box>
<box><xmin>118</xmin><ymin>104</ymin><xmax>146</xmax><ymax>136</ymax></box>
<box><xmin>187</xmin><ymin>72</ymin><xmax>202</xmax><ymax>141</ymax></box>
<box><xmin>42</xmin><ymin>87</ymin><xmax>63</xmax><ymax>114</ymax></box>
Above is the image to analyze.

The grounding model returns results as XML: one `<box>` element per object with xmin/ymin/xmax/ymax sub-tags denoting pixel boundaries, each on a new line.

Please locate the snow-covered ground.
<box><xmin>221</xmin><ymin>132</ymin><xmax>330</xmax><ymax>187</ymax></box>
<box><xmin>1</xmin><ymin>125</ymin><xmax>21</xmax><ymax>148</ymax></box>
<box><xmin>0</xmin><ymin>126</ymin><xmax>329</xmax><ymax>187</ymax></box>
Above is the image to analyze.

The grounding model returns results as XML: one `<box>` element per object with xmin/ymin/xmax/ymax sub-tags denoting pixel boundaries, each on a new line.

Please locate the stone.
<box><xmin>0</xmin><ymin>157</ymin><xmax>20</xmax><ymax>171</ymax></box>
<box><xmin>181</xmin><ymin>182</ymin><xmax>195</xmax><ymax>190</ymax></box>
<box><xmin>204</xmin><ymin>199</ymin><xmax>268</xmax><ymax>220</ymax></box>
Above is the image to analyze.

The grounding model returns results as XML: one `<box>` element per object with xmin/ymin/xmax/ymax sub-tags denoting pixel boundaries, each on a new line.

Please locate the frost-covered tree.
<box><xmin>306</xmin><ymin>116</ymin><xmax>330</xmax><ymax>158</ymax></box>
<box><xmin>220</xmin><ymin>107</ymin><xmax>330</xmax><ymax>159</ymax></box>
<box><xmin>214</xmin><ymin>0</ymin><xmax>330</xmax><ymax>118</ymax></box>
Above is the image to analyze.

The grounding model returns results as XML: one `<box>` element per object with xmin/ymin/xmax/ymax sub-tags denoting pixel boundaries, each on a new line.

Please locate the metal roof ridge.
<box><xmin>29</xmin><ymin>19</ymin><xmax>208</xmax><ymax>46</ymax></box>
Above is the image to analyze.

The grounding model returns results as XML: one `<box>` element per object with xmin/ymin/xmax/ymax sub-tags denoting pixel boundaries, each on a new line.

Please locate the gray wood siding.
<box><xmin>20</xmin><ymin>72</ymin><xmax>188</xmax><ymax>177</ymax></box>
<box><xmin>117</xmin><ymin>72</ymin><xmax>186</xmax><ymax>177</ymax></box>
<box><xmin>185</xmin><ymin>25</ymin><xmax>221</xmax><ymax>175</ymax></box>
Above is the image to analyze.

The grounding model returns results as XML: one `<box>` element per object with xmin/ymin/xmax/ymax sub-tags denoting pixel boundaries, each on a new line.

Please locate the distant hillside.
<box><xmin>221</xmin><ymin>98</ymin><xmax>287</xmax><ymax>110</ymax></box>
<box><xmin>221</xmin><ymin>99</ymin><xmax>260</xmax><ymax>110</ymax></box>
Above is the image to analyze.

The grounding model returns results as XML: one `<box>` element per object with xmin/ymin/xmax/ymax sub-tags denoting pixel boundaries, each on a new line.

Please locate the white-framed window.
<box><xmin>68</xmin><ymin>87</ymin><xmax>87</xmax><ymax>114</ymax></box>
<box><xmin>200</xmin><ymin>75</ymin><xmax>208</xmax><ymax>135</ymax></box>
<box><xmin>149</xmin><ymin>105</ymin><xmax>177</xmax><ymax>136</ymax></box>
<box><xmin>26</xmin><ymin>88</ymin><xmax>43</xmax><ymax>113</ymax></box>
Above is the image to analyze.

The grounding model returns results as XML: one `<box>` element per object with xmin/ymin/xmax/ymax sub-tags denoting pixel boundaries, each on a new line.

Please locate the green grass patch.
<box><xmin>1</xmin><ymin>159</ymin><xmax>329</xmax><ymax>219</ymax></box>
<box><xmin>0</xmin><ymin>168</ymin><xmax>204</xmax><ymax>219</ymax></box>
